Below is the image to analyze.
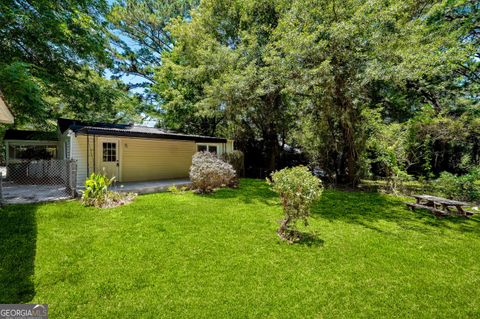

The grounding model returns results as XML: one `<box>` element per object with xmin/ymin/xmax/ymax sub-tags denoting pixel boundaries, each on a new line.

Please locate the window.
<box><xmin>102</xmin><ymin>142</ymin><xmax>117</xmax><ymax>162</ymax></box>
<box><xmin>9</xmin><ymin>145</ymin><xmax>57</xmax><ymax>160</ymax></box>
<box><xmin>197</xmin><ymin>144</ymin><xmax>219</xmax><ymax>154</ymax></box>
<box><xmin>197</xmin><ymin>145</ymin><xmax>207</xmax><ymax>152</ymax></box>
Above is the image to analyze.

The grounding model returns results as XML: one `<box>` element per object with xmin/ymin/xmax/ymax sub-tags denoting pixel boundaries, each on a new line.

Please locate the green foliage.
<box><xmin>155</xmin><ymin>0</ymin><xmax>295</xmax><ymax>169</ymax></box>
<box><xmin>0</xmin><ymin>0</ymin><xmax>144</xmax><ymax>127</ymax></box>
<box><xmin>153</xmin><ymin>0</ymin><xmax>479</xmax><ymax>183</ymax></box>
<box><xmin>54</xmin><ymin>68</ymin><xmax>144</xmax><ymax>123</ymax></box>
<box><xmin>168</xmin><ymin>185</ymin><xmax>189</xmax><ymax>194</ymax></box>
<box><xmin>274</xmin><ymin>0</ymin><xmax>478</xmax><ymax>184</ymax></box>
<box><xmin>189</xmin><ymin>152</ymin><xmax>237</xmax><ymax>193</ymax></box>
<box><xmin>108</xmin><ymin>0</ymin><xmax>198</xmax><ymax>102</ymax></box>
<box><xmin>3</xmin><ymin>0</ymin><xmax>478</xmax><ymax>183</ymax></box>
<box><xmin>268</xmin><ymin>166</ymin><xmax>322</xmax><ymax>242</ymax></box>
<box><xmin>221</xmin><ymin>150</ymin><xmax>245</xmax><ymax>177</ymax></box>
<box><xmin>81</xmin><ymin>172</ymin><xmax>115</xmax><ymax>207</ymax></box>
<box><xmin>405</xmin><ymin>112</ymin><xmax>480</xmax><ymax>177</ymax></box>
<box><xmin>433</xmin><ymin>168</ymin><xmax>480</xmax><ymax>202</ymax></box>
<box><xmin>0</xmin><ymin>62</ymin><xmax>47</xmax><ymax>126</ymax></box>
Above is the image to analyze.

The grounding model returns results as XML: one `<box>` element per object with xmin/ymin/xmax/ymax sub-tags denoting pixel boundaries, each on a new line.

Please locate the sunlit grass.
<box><xmin>1</xmin><ymin>179</ymin><xmax>480</xmax><ymax>318</ymax></box>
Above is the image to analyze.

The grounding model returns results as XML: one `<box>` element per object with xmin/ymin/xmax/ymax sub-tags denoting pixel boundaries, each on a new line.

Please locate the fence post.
<box><xmin>0</xmin><ymin>171</ymin><xmax>3</xmax><ymax>206</ymax></box>
<box><xmin>65</xmin><ymin>160</ymin><xmax>70</xmax><ymax>195</ymax></box>
<box><xmin>71</xmin><ymin>160</ymin><xmax>77</xmax><ymax>198</ymax></box>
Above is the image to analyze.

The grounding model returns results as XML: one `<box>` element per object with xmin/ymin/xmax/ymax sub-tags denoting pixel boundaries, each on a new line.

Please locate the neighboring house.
<box><xmin>0</xmin><ymin>94</ymin><xmax>14</xmax><ymax>124</ymax></box>
<box><xmin>4</xmin><ymin>118</ymin><xmax>234</xmax><ymax>186</ymax></box>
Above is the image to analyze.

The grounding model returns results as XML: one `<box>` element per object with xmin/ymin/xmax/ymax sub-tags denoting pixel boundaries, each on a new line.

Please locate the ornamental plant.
<box><xmin>81</xmin><ymin>172</ymin><xmax>115</xmax><ymax>206</ymax></box>
<box><xmin>81</xmin><ymin>172</ymin><xmax>136</xmax><ymax>208</ymax></box>
<box><xmin>190</xmin><ymin>152</ymin><xmax>237</xmax><ymax>193</ymax></box>
<box><xmin>268</xmin><ymin>166</ymin><xmax>322</xmax><ymax>242</ymax></box>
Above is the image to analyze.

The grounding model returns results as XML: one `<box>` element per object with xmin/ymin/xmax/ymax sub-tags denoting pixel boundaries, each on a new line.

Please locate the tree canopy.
<box><xmin>0</xmin><ymin>0</ymin><xmax>143</xmax><ymax>127</ymax></box>
<box><xmin>1</xmin><ymin>0</ymin><xmax>478</xmax><ymax>183</ymax></box>
<box><xmin>153</xmin><ymin>0</ymin><xmax>479</xmax><ymax>183</ymax></box>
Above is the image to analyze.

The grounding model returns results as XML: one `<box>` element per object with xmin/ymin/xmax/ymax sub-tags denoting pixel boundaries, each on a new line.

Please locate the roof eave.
<box><xmin>73</xmin><ymin>128</ymin><xmax>227</xmax><ymax>143</ymax></box>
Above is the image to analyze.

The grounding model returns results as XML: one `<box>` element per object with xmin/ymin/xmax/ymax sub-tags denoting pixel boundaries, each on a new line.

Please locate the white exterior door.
<box><xmin>99</xmin><ymin>138</ymin><xmax>120</xmax><ymax>181</ymax></box>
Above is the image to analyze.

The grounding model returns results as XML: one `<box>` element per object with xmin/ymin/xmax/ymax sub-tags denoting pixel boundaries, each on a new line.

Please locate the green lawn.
<box><xmin>1</xmin><ymin>179</ymin><xmax>480</xmax><ymax>318</ymax></box>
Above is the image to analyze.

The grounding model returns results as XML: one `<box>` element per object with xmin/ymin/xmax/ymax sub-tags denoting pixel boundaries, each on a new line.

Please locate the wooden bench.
<box><xmin>405</xmin><ymin>194</ymin><xmax>477</xmax><ymax>218</ymax></box>
<box><xmin>465</xmin><ymin>210</ymin><xmax>476</xmax><ymax>217</ymax></box>
<box><xmin>404</xmin><ymin>202</ymin><xmax>447</xmax><ymax>216</ymax></box>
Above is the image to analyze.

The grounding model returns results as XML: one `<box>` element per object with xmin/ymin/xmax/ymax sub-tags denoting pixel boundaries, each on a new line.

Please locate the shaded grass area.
<box><xmin>1</xmin><ymin>179</ymin><xmax>480</xmax><ymax>318</ymax></box>
<box><xmin>0</xmin><ymin>204</ymin><xmax>37</xmax><ymax>303</ymax></box>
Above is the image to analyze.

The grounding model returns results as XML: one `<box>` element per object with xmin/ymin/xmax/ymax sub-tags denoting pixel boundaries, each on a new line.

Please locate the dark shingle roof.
<box><xmin>58</xmin><ymin>118</ymin><xmax>227</xmax><ymax>143</ymax></box>
<box><xmin>4</xmin><ymin>130</ymin><xmax>58</xmax><ymax>141</ymax></box>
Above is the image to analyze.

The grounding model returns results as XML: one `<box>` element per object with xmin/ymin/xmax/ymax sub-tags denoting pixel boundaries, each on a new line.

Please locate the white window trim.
<box><xmin>197</xmin><ymin>143</ymin><xmax>220</xmax><ymax>153</ymax></box>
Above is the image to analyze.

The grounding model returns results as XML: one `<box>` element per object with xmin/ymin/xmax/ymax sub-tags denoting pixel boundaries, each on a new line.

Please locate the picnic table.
<box><xmin>405</xmin><ymin>194</ymin><xmax>475</xmax><ymax>218</ymax></box>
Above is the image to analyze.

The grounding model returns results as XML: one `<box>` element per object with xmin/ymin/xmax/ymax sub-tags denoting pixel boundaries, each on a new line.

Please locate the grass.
<box><xmin>1</xmin><ymin>179</ymin><xmax>480</xmax><ymax>318</ymax></box>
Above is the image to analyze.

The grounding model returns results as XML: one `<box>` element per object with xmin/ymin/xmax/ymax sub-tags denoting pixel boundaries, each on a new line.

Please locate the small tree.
<box><xmin>190</xmin><ymin>152</ymin><xmax>237</xmax><ymax>193</ymax></box>
<box><xmin>268</xmin><ymin>166</ymin><xmax>322</xmax><ymax>242</ymax></box>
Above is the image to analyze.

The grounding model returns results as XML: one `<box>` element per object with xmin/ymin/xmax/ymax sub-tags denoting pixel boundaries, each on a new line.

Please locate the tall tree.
<box><xmin>156</xmin><ymin>0</ymin><xmax>295</xmax><ymax>171</ymax></box>
<box><xmin>108</xmin><ymin>0</ymin><xmax>198</xmax><ymax>103</ymax></box>
<box><xmin>0</xmin><ymin>0</ymin><xmax>131</xmax><ymax>126</ymax></box>
<box><xmin>124</xmin><ymin>0</ymin><xmax>478</xmax><ymax>181</ymax></box>
<box><xmin>271</xmin><ymin>0</ymin><xmax>478</xmax><ymax>184</ymax></box>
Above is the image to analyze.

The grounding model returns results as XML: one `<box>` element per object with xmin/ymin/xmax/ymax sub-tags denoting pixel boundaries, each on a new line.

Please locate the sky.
<box><xmin>106</xmin><ymin>24</ymin><xmax>158</xmax><ymax>127</ymax></box>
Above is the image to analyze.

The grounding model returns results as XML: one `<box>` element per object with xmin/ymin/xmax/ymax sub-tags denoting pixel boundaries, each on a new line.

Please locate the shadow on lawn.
<box><xmin>0</xmin><ymin>204</ymin><xmax>37</xmax><ymax>303</ymax></box>
<box><xmin>208</xmin><ymin>179</ymin><xmax>278</xmax><ymax>205</ymax></box>
<box><xmin>296</xmin><ymin>231</ymin><xmax>325</xmax><ymax>247</ymax></box>
<box><xmin>312</xmin><ymin>190</ymin><xmax>480</xmax><ymax>236</ymax></box>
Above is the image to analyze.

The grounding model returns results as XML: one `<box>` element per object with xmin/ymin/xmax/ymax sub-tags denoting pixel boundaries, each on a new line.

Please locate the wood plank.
<box><xmin>404</xmin><ymin>202</ymin><xmax>448</xmax><ymax>215</ymax></box>
<box><xmin>412</xmin><ymin>194</ymin><xmax>469</xmax><ymax>206</ymax></box>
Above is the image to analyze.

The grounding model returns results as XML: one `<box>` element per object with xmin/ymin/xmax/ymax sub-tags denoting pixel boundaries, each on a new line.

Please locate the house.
<box><xmin>4</xmin><ymin>118</ymin><xmax>234</xmax><ymax>186</ymax></box>
<box><xmin>0</xmin><ymin>94</ymin><xmax>14</xmax><ymax>124</ymax></box>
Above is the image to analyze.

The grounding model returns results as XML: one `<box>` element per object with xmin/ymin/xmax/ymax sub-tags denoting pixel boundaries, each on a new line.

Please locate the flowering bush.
<box><xmin>268</xmin><ymin>166</ymin><xmax>322</xmax><ymax>242</ymax></box>
<box><xmin>190</xmin><ymin>152</ymin><xmax>237</xmax><ymax>193</ymax></box>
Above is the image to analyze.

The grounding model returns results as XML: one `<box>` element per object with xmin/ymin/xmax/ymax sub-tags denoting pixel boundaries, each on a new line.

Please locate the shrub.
<box><xmin>168</xmin><ymin>185</ymin><xmax>189</xmax><ymax>194</ymax></box>
<box><xmin>221</xmin><ymin>150</ymin><xmax>245</xmax><ymax>177</ymax></box>
<box><xmin>81</xmin><ymin>172</ymin><xmax>115</xmax><ymax>206</ymax></box>
<box><xmin>433</xmin><ymin>168</ymin><xmax>480</xmax><ymax>202</ymax></box>
<box><xmin>81</xmin><ymin>172</ymin><xmax>136</xmax><ymax>207</ymax></box>
<box><xmin>268</xmin><ymin>166</ymin><xmax>323</xmax><ymax>243</ymax></box>
<box><xmin>189</xmin><ymin>152</ymin><xmax>237</xmax><ymax>193</ymax></box>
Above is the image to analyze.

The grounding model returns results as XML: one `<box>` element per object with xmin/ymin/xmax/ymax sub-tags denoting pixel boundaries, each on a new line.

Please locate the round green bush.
<box><xmin>268</xmin><ymin>166</ymin><xmax>323</xmax><ymax>242</ymax></box>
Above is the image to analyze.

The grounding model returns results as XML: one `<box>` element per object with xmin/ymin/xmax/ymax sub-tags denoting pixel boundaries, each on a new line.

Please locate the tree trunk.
<box><xmin>277</xmin><ymin>215</ymin><xmax>291</xmax><ymax>240</ymax></box>
<box><xmin>264</xmin><ymin>130</ymin><xmax>279</xmax><ymax>173</ymax></box>
<box><xmin>262</xmin><ymin>91</ymin><xmax>282</xmax><ymax>174</ymax></box>
<box><xmin>333</xmin><ymin>70</ymin><xmax>360</xmax><ymax>186</ymax></box>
